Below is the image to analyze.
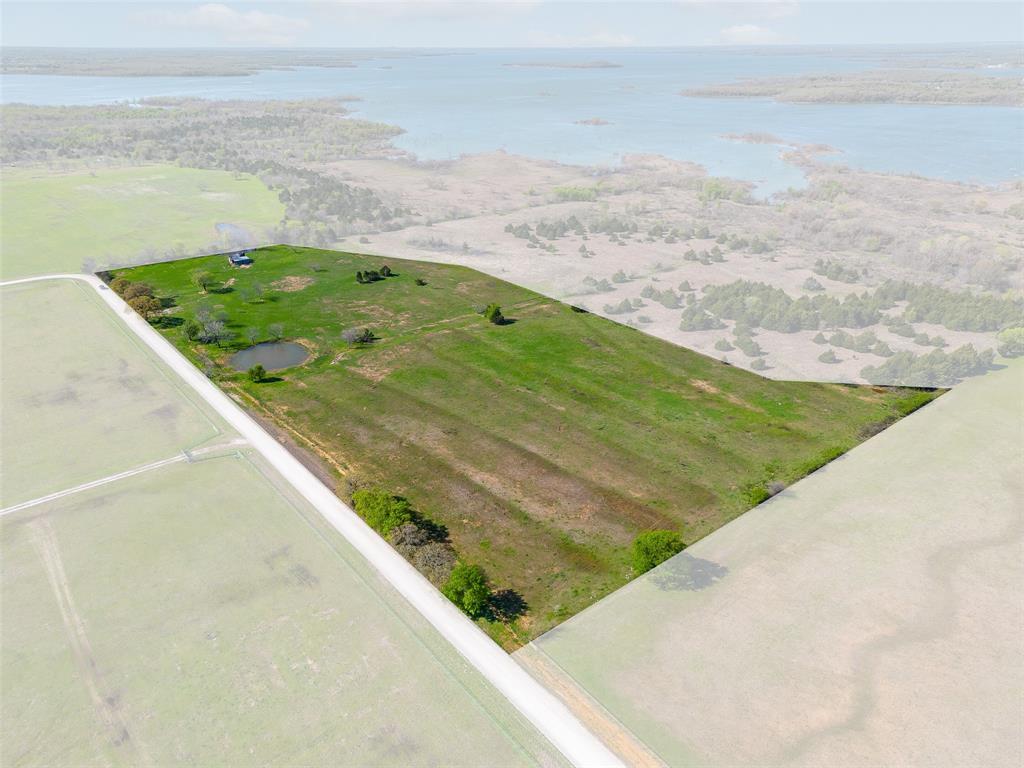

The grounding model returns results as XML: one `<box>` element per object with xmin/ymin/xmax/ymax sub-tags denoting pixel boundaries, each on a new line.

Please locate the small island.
<box><xmin>684</xmin><ymin>69</ymin><xmax>1024</xmax><ymax>107</ymax></box>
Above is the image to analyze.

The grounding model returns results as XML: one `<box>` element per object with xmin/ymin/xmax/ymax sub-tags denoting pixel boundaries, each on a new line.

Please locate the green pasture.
<box><xmin>1</xmin><ymin>165</ymin><xmax>284</xmax><ymax>279</ymax></box>
<box><xmin>114</xmin><ymin>245</ymin><xmax>940</xmax><ymax>645</ymax></box>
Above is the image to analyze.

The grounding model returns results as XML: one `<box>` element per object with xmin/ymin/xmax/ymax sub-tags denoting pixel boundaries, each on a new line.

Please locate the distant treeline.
<box><xmin>2</xmin><ymin>99</ymin><xmax>407</xmax><ymax>239</ymax></box>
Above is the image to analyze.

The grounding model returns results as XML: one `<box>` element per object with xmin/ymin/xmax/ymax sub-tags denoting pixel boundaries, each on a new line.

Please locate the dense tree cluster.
<box><xmin>2</xmin><ymin>99</ymin><xmax>404</xmax><ymax>235</ymax></box>
<box><xmin>873</xmin><ymin>280</ymin><xmax>1024</xmax><ymax>332</ymax></box>
<box><xmin>694</xmin><ymin>280</ymin><xmax>883</xmax><ymax>332</ymax></box>
<box><xmin>862</xmin><ymin>346</ymin><xmax>995</xmax><ymax>386</ymax></box>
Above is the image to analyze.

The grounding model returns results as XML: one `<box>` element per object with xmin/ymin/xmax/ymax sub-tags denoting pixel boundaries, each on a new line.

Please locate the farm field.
<box><xmin>523</xmin><ymin>360</ymin><xmax>1024</xmax><ymax>767</ymax></box>
<box><xmin>112</xmin><ymin>246</ymin><xmax>942</xmax><ymax>646</ymax></box>
<box><xmin>2</xmin><ymin>455</ymin><xmax>564</xmax><ymax>767</ymax></box>
<box><xmin>0</xmin><ymin>165</ymin><xmax>284</xmax><ymax>279</ymax></box>
<box><xmin>1</xmin><ymin>280</ymin><xmax>224</xmax><ymax>506</ymax></box>
<box><xmin>0</xmin><ymin>278</ymin><xmax>567</xmax><ymax>767</ymax></box>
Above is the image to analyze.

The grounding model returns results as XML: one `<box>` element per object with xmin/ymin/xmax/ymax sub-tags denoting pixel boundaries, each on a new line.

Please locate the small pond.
<box><xmin>229</xmin><ymin>341</ymin><xmax>309</xmax><ymax>372</ymax></box>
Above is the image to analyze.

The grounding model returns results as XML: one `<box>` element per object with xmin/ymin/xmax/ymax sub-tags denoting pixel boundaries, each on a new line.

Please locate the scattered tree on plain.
<box><xmin>190</xmin><ymin>270</ymin><xmax>215</xmax><ymax>293</ymax></box>
<box><xmin>483</xmin><ymin>303</ymin><xmax>505</xmax><ymax>325</ymax></box>
<box><xmin>442</xmin><ymin>563</ymin><xmax>491</xmax><ymax>618</ymax></box>
<box><xmin>247</xmin><ymin>364</ymin><xmax>266</xmax><ymax>383</ymax></box>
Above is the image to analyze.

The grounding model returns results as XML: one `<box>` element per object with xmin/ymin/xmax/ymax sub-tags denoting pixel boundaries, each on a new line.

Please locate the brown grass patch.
<box><xmin>270</xmin><ymin>275</ymin><xmax>314</xmax><ymax>293</ymax></box>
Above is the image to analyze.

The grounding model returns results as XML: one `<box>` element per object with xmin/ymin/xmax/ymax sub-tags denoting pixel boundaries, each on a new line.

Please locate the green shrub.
<box><xmin>483</xmin><ymin>303</ymin><xmax>505</xmax><ymax>325</ymax></box>
<box><xmin>631</xmin><ymin>530</ymin><xmax>685</xmax><ymax>575</ymax></box>
<box><xmin>997</xmin><ymin>327</ymin><xmax>1024</xmax><ymax>358</ymax></box>
<box><xmin>442</xmin><ymin>563</ymin><xmax>491</xmax><ymax>617</ymax></box>
<box><xmin>247</xmin><ymin>364</ymin><xmax>266</xmax><ymax>383</ymax></box>
<box><xmin>352</xmin><ymin>488</ymin><xmax>413</xmax><ymax>535</ymax></box>
<box><xmin>742</xmin><ymin>483</ymin><xmax>771</xmax><ymax>507</ymax></box>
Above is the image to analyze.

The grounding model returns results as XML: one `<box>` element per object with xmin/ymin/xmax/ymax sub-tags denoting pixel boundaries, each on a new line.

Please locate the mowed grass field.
<box><xmin>113</xmin><ymin>246</ymin><xmax>940</xmax><ymax>645</ymax></box>
<box><xmin>1</xmin><ymin>165</ymin><xmax>284</xmax><ymax>279</ymax></box>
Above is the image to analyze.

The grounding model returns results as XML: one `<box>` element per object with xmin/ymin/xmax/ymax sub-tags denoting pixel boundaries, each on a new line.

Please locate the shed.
<box><xmin>228</xmin><ymin>251</ymin><xmax>254</xmax><ymax>266</ymax></box>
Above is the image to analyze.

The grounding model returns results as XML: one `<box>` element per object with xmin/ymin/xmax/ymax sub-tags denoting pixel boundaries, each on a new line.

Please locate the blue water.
<box><xmin>3</xmin><ymin>49</ymin><xmax>1021</xmax><ymax>195</ymax></box>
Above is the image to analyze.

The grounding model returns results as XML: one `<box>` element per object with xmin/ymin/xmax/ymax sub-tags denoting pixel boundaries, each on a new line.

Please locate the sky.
<box><xmin>2</xmin><ymin>1</ymin><xmax>1021</xmax><ymax>48</ymax></box>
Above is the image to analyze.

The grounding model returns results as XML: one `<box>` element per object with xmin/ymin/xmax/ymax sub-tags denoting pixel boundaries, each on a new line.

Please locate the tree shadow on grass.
<box><xmin>648</xmin><ymin>553</ymin><xmax>729</xmax><ymax>592</ymax></box>
<box><xmin>487</xmin><ymin>589</ymin><xmax>528</xmax><ymax>622</ymax></box>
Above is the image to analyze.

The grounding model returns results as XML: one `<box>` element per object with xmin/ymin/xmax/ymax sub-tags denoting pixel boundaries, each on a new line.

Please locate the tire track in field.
<box><xmin>30</xmin><ymin>518</ymin><xmax>152</xmax><ymax>766</ymax></box>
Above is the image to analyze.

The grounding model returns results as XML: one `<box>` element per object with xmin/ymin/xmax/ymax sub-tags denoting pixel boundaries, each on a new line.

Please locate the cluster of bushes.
<box><xmin>578</xmin><ymin>276</ymin><xmax>615</xmax><ymax>294</ymax></box>
<box><xmin>679</xmin><ymin>306</ymin><xmax>725</xmax><ymax>331</ymax></box>
<box><xmin>110</xmin><ymin>277</ymin><xmax>162</xmax><ymax>321</ymax></box>
<box><xmin>826</xmin><ymin>330</ymin><xmax>894</xmax><ymax>357</ymax></box>
<box><xmin>698</xmin><ymin>178</ymin><xmax>752</xmax><ymax>204</ymax></box>
<box><xmin>352</xmin><ymin>487</ymin><xmax>494</xmax><ymax>618</ymax></box>
<box><xmin>733</xmin><ymin>333</ymin><xmax>765</xmax><ymax>358</ymax></box>
<box><xmin>862</xmin><ymin>346</ymin><xmax>995</xmax><ymax>386</ymax></box>
<box><xmin>813</xmin><ymin>258</ymin><xmax>864</xmax><ymax>284</ymax></box>
<box><xmin>553</xmin><ymin>185</ymin><xmax>599</xmax><ymax>202</ymax></box>
<box><xmin>695</xmin><ymin>280</ymin><xmax>883</xmax><ymax>332</ymax></box>
<box><xmin>873</xmin><ymin>280</ymin><xmax>1024</xmax><ymax>333</ymax></box>
<box><xmin>356</xmin><ymin>264</ymin><xmax>392</xmax><ymax>283</ymax></box>
<box><xmin>720</xmin><ymin>233</ymin><xmax>772</xmax><ymax>253</ymax></box>
<box><xmin>640</xmin><ymin>284</ymin><xmax>683</xmax><ymax>309</ymax></box>
<box><xmin>604</xmin><ymin>298</ymin><xmax>643</xmax><ymax>315</ymax></box>
<box><xmin>683</xmin><ymin>246</ymin><xmax>726</xmax><ymax>265</ymax></box>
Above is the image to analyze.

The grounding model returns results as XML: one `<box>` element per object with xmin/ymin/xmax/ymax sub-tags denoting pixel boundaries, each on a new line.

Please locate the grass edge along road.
<box><xmin>109</xmin><ymin>246</ymin><xmax>942</xmax><ymax>647</ymax></box>
<box><xmin>0</xmin><ymin>273</ymin><xmax>624</xmax><ymax>768</ymax></box>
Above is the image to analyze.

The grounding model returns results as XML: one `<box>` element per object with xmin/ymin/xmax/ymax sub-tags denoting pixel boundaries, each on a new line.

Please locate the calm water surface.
<box><xmin>4</xmin><ymin>49</ymin><xmax>1021</xmax><ymax>195</ymax></box>
<box><xmin>229</xmin><ymin>342</ymin><xmax>309</xmax><ymax>372</ymax></box>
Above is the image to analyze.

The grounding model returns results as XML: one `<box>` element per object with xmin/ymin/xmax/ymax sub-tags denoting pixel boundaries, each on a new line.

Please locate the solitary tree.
<box><xmin>183</xmin><ymin>320</ymin><xmax>201</xmax><ymax>341</ymax></box>
<box><xmin>244</xmin><ymin>327</ymin><xmax>260</xmax><ymax>346</ymax></box>
<box><xmin>380</xmin><ymin>265</ymin><xmax>392</xmax><ymax>277</ymax></box>
<box><xmin>247</xmin><ymin>364</ymin><xmax>266</xmax><ymax>383</ymax></box>
<box><xmin>267</xmin><ymin>322</ymin><xmax>285</xmax><ymax>341</ymax></box>
<box><xmin>483</xmin><ymin>303</ymin><xmax>505</xmax><ymax>325</ymax></box>
<box><xmin>996</xmin><ymin>327</ymin><xmax>1024</xmax><ymax>358</ymax></box>
<box><xmin>442</xmin><ymin>563</ymin><xmax>490</xmax><ymax>618</ymax></box>
<box><xmin>200</xmin><ymin>319</ymin><xmax>232</xmax><ymax>347</ymax></box>
<box><xmin>190</xmin><ymin>270</ymin><xmax>215</xmax><ymax>293</ymax></box>
<box><xmin>631</xmin><ymin>530</ymin><xmax>685</xmax><ymax>575</ymax></box>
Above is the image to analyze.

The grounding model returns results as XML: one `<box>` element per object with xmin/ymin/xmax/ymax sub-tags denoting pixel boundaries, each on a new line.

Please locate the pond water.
<box><xmin>229</xmin><ymin>341</ymin><xmax>309</xmax><ymax>372</ymax></box>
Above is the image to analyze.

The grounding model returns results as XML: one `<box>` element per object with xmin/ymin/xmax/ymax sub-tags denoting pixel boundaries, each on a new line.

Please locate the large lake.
<box><xmin>3</xmin><ymin>49</ymin><xmax>1021</xmax><ymax>195</ymax></box>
